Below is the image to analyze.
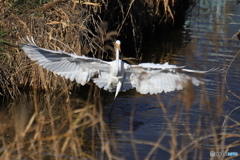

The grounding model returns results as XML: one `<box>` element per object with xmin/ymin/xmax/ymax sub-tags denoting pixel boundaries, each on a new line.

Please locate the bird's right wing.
<box><xmin>21</xmin><ymin>37</ymin><xmax>110</xmax><ymax>85</ymax></box>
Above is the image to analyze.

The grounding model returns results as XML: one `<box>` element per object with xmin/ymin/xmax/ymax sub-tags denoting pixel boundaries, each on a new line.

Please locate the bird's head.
<box><xmin>114</xmin><ymin>40</ymin><xmax>121</xmax><ymax>53</ymax></box>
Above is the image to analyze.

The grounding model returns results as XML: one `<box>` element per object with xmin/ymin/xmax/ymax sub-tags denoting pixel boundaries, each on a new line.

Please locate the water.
<box><xmin>1</xmin><ymin>0</ymin><xmax>240</xmax><ymax>159</ymax></box>
<box><xmin>102</xmin><ymin>0</ymin><xmax>240</xmax><ymax>159</ymax></box>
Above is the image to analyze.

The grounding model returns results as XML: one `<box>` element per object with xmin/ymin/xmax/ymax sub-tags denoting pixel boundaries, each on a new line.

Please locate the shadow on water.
<box><xmin>1</xmin><ymin>0</ymin><xmax>240</xmax><ymax>160</ymax></box>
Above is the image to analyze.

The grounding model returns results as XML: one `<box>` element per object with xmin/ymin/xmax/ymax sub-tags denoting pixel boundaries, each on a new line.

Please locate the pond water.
<box><xmin>1</xmin><ymin>0</ymin><xmax>240</xmax><ymax>160</ymax></box>
<box><xmin>102</xmin><ymin>0</ymin><xmax>240</xmax><ymax>159</ymax></box>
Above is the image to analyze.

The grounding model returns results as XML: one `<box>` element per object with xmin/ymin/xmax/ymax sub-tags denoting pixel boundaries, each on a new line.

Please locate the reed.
<box><xmin>1</xmin><ymin>70</ymin><xmax>238</xmax><ymax>159</ymax></box>
<box><xmin>0</xmin><ymin>0</ymin><xmax>188</xmax><ymax>97</ymax></box>
<box><xmin>0</xmin><ymin>91</ymin><xmax>120</xmax><ymax>159</ymax></box>
<box><xmin>1</xmin><ymin>1</ymin><xmax>236</xmax><ymax>160</ymax></box>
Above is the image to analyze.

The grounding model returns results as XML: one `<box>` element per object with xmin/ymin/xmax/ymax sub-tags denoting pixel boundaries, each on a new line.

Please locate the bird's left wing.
<box><xmin>21</xmin><ymin>37</ymin><xmax>110</xmax><ymax>85</ymax></box>
<box><xmin>125</xmin><ymin>63</ymin><xmax>204</xmax><ymax>95</ymax></box>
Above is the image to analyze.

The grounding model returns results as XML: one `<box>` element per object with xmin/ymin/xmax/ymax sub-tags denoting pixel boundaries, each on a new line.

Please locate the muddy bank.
<box><xmin>0</xmin><ymin>0</ymin><xmax>193</xmax><ymax>98</ymax></box>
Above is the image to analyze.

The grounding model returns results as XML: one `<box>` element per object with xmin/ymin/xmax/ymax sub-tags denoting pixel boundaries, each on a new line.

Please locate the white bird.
<box><xmin>21</xmin><ymin>36</ymin><xmax>214</xmax><ymax>98</ymax></box>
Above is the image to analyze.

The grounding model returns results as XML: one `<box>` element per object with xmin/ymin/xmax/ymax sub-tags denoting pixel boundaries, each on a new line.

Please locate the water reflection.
<box><xmin>1</xmin><ymin>0</ymin><xmax>240</xmax><ymax>159</ymax></box>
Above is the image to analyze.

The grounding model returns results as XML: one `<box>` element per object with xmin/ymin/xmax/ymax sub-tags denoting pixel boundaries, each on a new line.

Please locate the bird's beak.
<box><xmin>115</xmin><ymin>42</ymin><xmax>121</xmax><ymax>52</ymax></box>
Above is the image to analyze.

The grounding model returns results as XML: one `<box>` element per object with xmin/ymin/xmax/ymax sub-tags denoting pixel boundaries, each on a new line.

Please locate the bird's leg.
<box><xmin>114</xmin><ymin>80</ymin><xmax>122</xmax><ymax>98</ymax></box>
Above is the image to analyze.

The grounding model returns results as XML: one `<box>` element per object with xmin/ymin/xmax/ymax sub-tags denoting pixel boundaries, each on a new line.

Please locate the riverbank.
<box><xmin>1</xmin><ymin>1</ymin><xmax>240</xmax><ymax>160</ymax></box>
<box><xmin>0</xmin><ymin>0</ymin><xmax>192</xmax><ymax>98</ymax></box>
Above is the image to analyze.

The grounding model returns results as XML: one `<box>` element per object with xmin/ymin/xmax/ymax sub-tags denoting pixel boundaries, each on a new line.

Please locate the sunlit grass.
<box><xmin>1</xmin><ymin>0</ymin><xmax>240</xmax><ymax>159</ymax></box>
<box><xmin>0</xmin><ymin>90</ymin><xmax>119</xmax><ymax>159</ymax></box>
<box><xmin>0</xmin><ymin>0</ymin><xmax>178</xmax><ymax>96</ymax></box>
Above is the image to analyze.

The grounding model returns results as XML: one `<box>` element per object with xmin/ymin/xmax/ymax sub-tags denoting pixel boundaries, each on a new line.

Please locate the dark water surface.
<box><xmin>102</xmin><ymin>0</ymin><xmax>240</xmax><ymax>159</ymax></box>
<box><xmin>1</xmin><ymin>0</ymin><xmax>240</xmax><ymax>160</ymax></box>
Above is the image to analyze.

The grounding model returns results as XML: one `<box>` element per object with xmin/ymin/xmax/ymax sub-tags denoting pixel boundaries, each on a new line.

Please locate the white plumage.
<box><xmin>21</xmin><ymin>37</ymin><xmax>214</xmax><ymax>98</ymax></box>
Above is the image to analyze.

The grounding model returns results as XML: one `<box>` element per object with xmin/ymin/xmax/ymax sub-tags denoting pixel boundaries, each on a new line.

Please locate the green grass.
<box><xmin>0</xmin><ymin>27</ymin><xmax>13</xmax><ymax>52</ymax></box>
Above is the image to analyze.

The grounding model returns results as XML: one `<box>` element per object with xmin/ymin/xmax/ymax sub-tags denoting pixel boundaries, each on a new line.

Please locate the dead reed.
<box><xmin>2</xmin><ymin>1</ymin><xmax>237</xmax><ymax>160</ymax></box>
<box><xmin>0</xmin><ymin>90</ymin><xmax>121</xmax><ymax>159</ymax></box>
<box><xmin>0</xmin><ymin>0</ymin><xmax>188</xmax><ymax>98</ymax></box>
<box><xmin>1</xmin><ymin>75</ymin><xmax>239</xmax><ymax>159</ymax></box>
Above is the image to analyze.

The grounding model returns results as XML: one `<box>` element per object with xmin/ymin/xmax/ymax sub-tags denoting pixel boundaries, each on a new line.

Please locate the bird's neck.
<box><xmin>116</xmin><ymin>48</ymin><xmax>119</xmax><ymax>69</ymax></box>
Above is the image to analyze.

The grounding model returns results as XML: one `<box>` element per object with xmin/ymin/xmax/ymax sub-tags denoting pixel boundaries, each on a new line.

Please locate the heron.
<box><xmin>21</xmin><ymin>36</ymin><xmax>215</xmax><ymax>98</ymax></box>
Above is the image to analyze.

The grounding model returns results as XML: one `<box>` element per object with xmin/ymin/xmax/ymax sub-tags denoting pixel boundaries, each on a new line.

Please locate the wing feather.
<box><xmin>21</xmin><ymin>38</ymin><xmax>110</xmax><ymax>85</ymax></box>
<box><xmin>21</xmin><ymin>37</ymin><xmax>210</xmax><ymax>95</ymax></box>
<box><xmin>127</xmin><ymin>64</ymin><xmax>204</xmax><ymax>95</ymax></box>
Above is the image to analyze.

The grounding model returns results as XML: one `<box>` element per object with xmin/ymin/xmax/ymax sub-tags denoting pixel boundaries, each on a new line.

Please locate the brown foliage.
<box><xmin>0</xmin><ymin>0</ymin><xmax>182</xmax><ymax>98</ymax></box>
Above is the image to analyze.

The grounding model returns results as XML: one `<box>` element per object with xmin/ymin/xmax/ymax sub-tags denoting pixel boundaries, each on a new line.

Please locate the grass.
<box><xmin>1</xmin><ymin>70</ymin><xmax>239</xmax><ymax>159</ymax></box>
<box><xmin>0</xmin><ymin>91</ymin><xmax>116</xmax><ymax>159</ymax></box>
<box><xmin>0</xmin><ymin>0</ymin><xmax>180</xmax><ymax>159</ymax></box>
<box><xmin>0</xmin><ymin>26</ymin><xmax>13</xmax><ymax>52</ymax></box>
<box><xmin>1</xmin><ymin>0</ymin><xmax>240</xmax><ymax>159</ymax></box>
<box><xmin>0</xmin><ymin>0</ymin><xmax>185</xmax><ymax>98</ymax></box>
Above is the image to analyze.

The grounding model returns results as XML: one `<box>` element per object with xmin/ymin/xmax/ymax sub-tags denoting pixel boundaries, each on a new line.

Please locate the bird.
<box><xmin>20</xmin><ymin>36</ymin><xmax>216</xmax><ymax>98</ymax></box>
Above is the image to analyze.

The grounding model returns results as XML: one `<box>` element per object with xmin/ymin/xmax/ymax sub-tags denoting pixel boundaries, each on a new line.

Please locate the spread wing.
<box><xmin>21</xmin><ymin>37</ymin><xmax>110</xmax><ymax>85</ymax></box>
<box><xmin>125</xmin><ymin>63</ymin><xmax>207</xmax><ymax>94</ymax></box>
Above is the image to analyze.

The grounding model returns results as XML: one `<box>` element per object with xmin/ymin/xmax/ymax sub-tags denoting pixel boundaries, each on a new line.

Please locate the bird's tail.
<box><xmin>93</xmin><ymin>78</ymin><xmax>115</xmax><ymax>92</ymax></box>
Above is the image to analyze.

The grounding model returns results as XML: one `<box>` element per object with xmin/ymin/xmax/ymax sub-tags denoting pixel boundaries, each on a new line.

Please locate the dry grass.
<box><xmin>0</xmin><ymin>91</ymin><xmax>120</xmax><ymax>159</ymax></box>
<box><xmin>0</xmin><ymin>0</ymin><xmax>181</xmax><ymax>159</ymax></box>
<box><xmin>2</xmin><ymin>0</ymin><xmax>238</xmax><ymax>160</ymax></box>
<box><xmin>1</xmin><ymin>72</ymin><xmax>238</xmax><ymax>159</ymax></box>
<box><xmin>0</xmin><ymin>0</ymin><xmax>182</xmax><ymax>97</ymax></box>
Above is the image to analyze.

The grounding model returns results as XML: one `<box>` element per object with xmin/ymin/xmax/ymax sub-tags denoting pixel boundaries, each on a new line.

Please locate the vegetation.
<box><xmin>0</xmin><ymin>0</ymin><xmax>192</xmax><ymax>159</ymax></box>
<box><xmin>0</xmin><ymin>0</ymin><xmax>189</xmax><ymax>97</ymax></box>
<box><xmin>1</xmin><ymin>0</ymin><xmax>239</xmax><ymax>160</ymax></box>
